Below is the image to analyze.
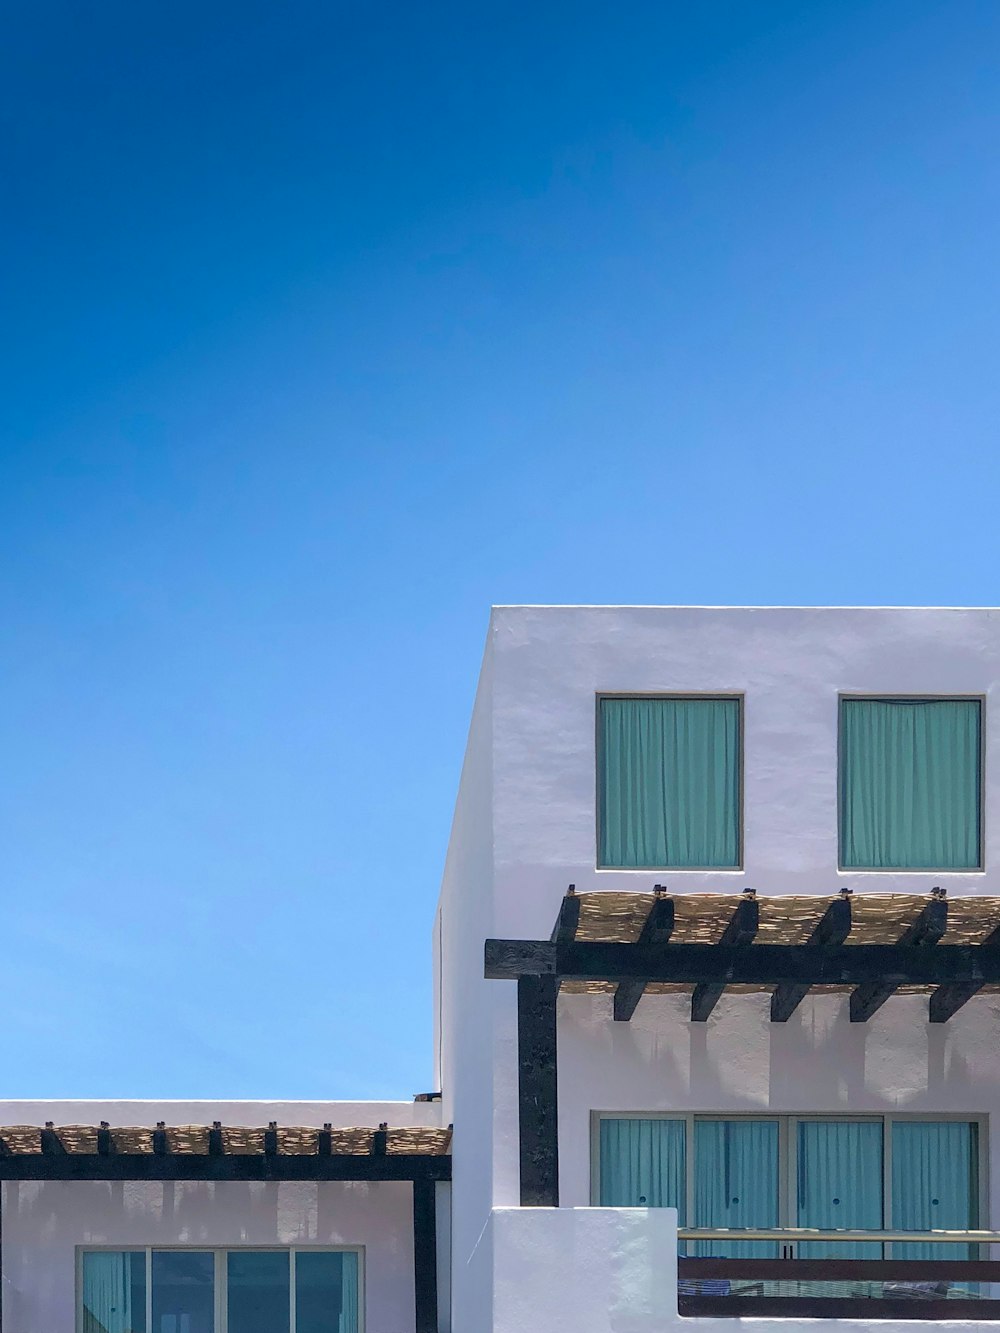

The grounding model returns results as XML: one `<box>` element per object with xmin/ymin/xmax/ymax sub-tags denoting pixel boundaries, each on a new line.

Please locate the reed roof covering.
<box><xmin>0</xmin><ymin>1123</ymin><xmax>452</xmax><ymax>1157</ymax></box>
<box><xmin>561</xmin><ymin>890</ymin><xmax>1000</xmax><ymax>995</ymax></box>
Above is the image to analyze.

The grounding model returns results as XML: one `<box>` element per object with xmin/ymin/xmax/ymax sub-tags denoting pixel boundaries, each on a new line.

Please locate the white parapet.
<box><xmin>489</xmin><ymin>1206</ymin><xmax>679</xmax><ymax>1333</ymax></box>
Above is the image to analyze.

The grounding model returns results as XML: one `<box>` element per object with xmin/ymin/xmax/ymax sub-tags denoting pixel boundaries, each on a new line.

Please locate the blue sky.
<box><xmin>2</xmin><ymin>1</ymin><xmax>999</xmax><ymax>1097</ymax></box>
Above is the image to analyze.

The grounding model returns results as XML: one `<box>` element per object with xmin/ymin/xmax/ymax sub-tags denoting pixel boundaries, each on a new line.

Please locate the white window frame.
<box><xmin>590</xmin><ymin>1110</ymin><xmax>989</xmax><ymax>1247</ymax></box>
<box><xmin>837</xmin><ymin>693</ymin><xmax>986</xmax><ymax>873</ymax></box>
<box><xmin>76</xmin><ymin>1245</ymin><xmax>365</xmax><ymax>1333</ymax></box>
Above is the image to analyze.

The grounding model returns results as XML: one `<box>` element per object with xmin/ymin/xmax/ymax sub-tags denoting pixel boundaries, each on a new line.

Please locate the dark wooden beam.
<box><xmin>209</xmin><ymin>1122</ymin><xmax>224</xmax><ymax>1155</ymax></box>
<box><xmin>930</xmin><ymin>920</ymin><xmax>1000</xmax><ymax>1022</ymax></box>
<box><xmin>372</xmin><ymin>1123</ymin><xmax>388</xmax><ymax>1155</ymax></box>
<box><xmin>691</xmin><ymin>892</ymin><xmax>760</xmax><ymax>1022</ymax></box>
<box><xmin>679</xmin><ymin>1296</ymin><xmax>999</xmax><ymax>1320</ymax></box>
<box><xmin>850</xmin><ymin>893</ymin><xmax>948</xmax><ymax>1022</ymax></box>
<box><xmin>318</xmin><ymin>1124</ymin><xmax>332</xmax><ymax>1156</ymax></box>
<box><xmin>551</xmin><ymin>885</ymin><xmax>580</xmax><ymax>994</ymax></box>
<box><xmin>264</xmin><ymin>1123</ymin><xmax>278</xmax><ymax>1156</ymax></box>
<box><xmin>40</xmin><ymin>1124</ymin><xmax>65</xmax><ymax>1154</ymax></box>
<box><xmin>485</xmin><ymin>937</ymin><xmax>1000</xmax><ymax>987</ymax></box>
<box><xmin>153</xmin><ymin>1123</ymin><xmax>168</xmax><ymax>1156</ymax></box>
<box><xmin>771</xmin><ymin>893</ymin><xmax>853</xmax><ymax>1022</ymax></box>
<box><xmin>412</xmin><ymin>1179</ymin><xmax>439</xmax><ymax>1333</ymax></box>
<box><xmin>517</xmin><ymin>973</ymin><xmax>559</xmax><ymax>1206</ymax></box>
<box><xmin>679</xmin><ymin>1256</ymin><xmax>1000</xmax><ymax>1281</ymax></box>
<box><xmin>550</xmin><ymin>885</ymin><xmax>580</xmax><ymax>944</ymax></box>
<box><xmin>97</xmin><ymin>1123</ymin><xmax>115</xmax><ymax>1156</ymax></box>
<box><xmin>614</xmin><ymin>889</ymin><xmax>674</xmax><ymax>1021</ymax></box>
<box><xmin>0</xmin><ymin>1153</ymin><xmax>452</xmax><ymax>1182</ymax></box>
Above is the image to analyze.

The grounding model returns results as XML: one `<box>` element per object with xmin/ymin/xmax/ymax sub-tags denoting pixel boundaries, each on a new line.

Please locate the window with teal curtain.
<box><xmin>599</xmin><ymin>1118</ymin><xmax>686</xmax><ymax>1217</ymax></box>
<box><xmin>81</xmin><ymin>1252</ymin><xmax>146</xmax><ymax>1333</ymax></box>
<box><xmin>692</xmin><ymin>1120</ymin><xmax>779</xmax><ymax>1257</ymax></box>
<box><xmin>892</xmin><ymin>1121</ymin><xmax>978</xmax><ymax>1260</ymax></box>
<box><xmin>296</xmin><ymin>1252</ymin><xmax>359</xmax><ymax>1333</ymax></box>
<box><xmin>797</xmin><ymin>1120</ymin><xmax>883</xmax><ymax>1258</ymax></box>
<box><xmin>839</xmin><ymin>698</ymin><xmax>982</xmax><ymax>869</ymax></box>
<box><xmin>599</xmin><ymin>697</ymin><xmax>741</xmax><ymax>868</ymax></box>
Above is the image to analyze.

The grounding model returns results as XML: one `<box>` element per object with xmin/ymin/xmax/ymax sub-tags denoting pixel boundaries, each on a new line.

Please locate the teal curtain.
<box><xmin>892</xmin><ymin>1121</ymin><xmax>978</xmax><ymax>1260</ymax></box>
<box><xmin>599</xmin><ymin>697</ymin><xmax>740</xmax><ymax>868</ymax></box>
<box><xmin>693</xmin><ymin>1120</ymin><xmax>779</xmax><ymax>1257</ymax></box>
<box><xmin>840</xmin><ymin>699</ymin><xmax>981</xmax><ymax>869</ymax></box>
<box><xmin>295</xmin><ymin>1251</ymin><xmax>359</xmax><ymax>1333</ymax></box>
<box><xmin>797</xmin><ymin>1121</ymin><xmax>883</xmax><ymax>1257</ymax></box>
<box><xmin>82</xmin><ymin>1252</ymin><xmax>146</xmax><ymax>1333</ymax></box>
<box><xmin>599</xmin><ymin>1118</ymin><xmax>686</xmax><ymax>1218</ymax></box>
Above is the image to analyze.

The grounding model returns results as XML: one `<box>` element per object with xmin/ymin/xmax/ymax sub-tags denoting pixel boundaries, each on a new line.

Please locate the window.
<box><xmin>80</xmin><ymin>1249</ymin><xmax>361</xmax><ymax>1333</ymax></box>
<box><xmin>595</xmin><ymin>1115</ymin><xmax>981</xmax><ymax>1255</ymax></box>
<box><xmin>598</xmin><ymin>696</ymin><xmax>741</xmax><ymax>868</ymax></box>
<box><xmin>839</xmin><ymin>697</ymin><xmax>982</xmax><ymax>870</ymax></box>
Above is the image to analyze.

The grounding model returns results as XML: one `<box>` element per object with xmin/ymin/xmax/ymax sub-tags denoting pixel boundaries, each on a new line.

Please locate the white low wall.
<box><xmin>486</xmin><ymin>1206</ymin><xmax>993</xmax><ymax>1333</ymax></box>
<box><xmin>490</xmin><ymin>1207</ymin><xmax>679</xmax><ymax>1333</ymax></box>
<box><xmin>2</xmin><ymin>1179</ymin><xmax>417</xmax><ymax>1333</ymax></box>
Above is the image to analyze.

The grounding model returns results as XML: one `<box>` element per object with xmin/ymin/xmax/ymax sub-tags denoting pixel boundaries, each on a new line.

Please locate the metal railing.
<box><xmin>675</xmin><ymin>1228</ymin><xmax>1000</xmax><ymax>1320</ymax></box>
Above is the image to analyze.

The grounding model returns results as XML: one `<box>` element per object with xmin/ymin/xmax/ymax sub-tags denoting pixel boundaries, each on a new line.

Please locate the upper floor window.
<box><xmin>598</xmin><ymin>696</ymin><xmax>741</xmax><ymax>869</ymax></box>
<box><xmin>839</xmin><ymin>698</ymin><xmax>982</xmax><ymax>870</ymax></box>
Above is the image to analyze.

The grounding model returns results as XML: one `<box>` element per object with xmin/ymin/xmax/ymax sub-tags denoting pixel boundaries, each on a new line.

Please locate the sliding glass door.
<box><xmin>692</xmin><ymin>1119</ymin><xmax>780</xmax><ymax>1256</ymax></box>
<box><xmin>596</xmin><ymin>1113</ymin><xmax>982</xmax><ymax>1257</ymax></box>
<box><xmin>796</xmin><ymin>1120</ymin><xmax>883</xmax><ymax>1257</ymax></box>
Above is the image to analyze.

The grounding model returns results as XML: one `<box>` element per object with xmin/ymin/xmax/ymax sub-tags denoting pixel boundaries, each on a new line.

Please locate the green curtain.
<box><xmin>892</xmin><ymin>1121</ymin><xmax>978</xmax><ymax>1260</ymax></box>
<box><xmin>692</xmin><ymin>1120</ymin><xmax>779</xmax><ymax>1257</ymax></box>
<box><xmin>840</xmin><ymin>699</ymin><xmax>981</xmax><ymax>869</ymax></box>
<box><xmin>599</xmin><ymin>697</ymin><xmax>740</xmax><ymax>867</ymax></box>
<box><xmin>598</xmin><ymin>1118</ymin><xmax>686</xmax><ymax>1218</ymax></box>
<box><xmin>797</xmin><ymin>1120</ymin><xmax>884</xmax><ymax>1258</ymax></box>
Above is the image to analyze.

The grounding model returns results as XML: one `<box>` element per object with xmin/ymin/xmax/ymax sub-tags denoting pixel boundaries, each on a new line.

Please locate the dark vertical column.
<box><xmin>517</xmin><ymin>972</ymin><xmax>559</xmax><ymax>1206</ymax></box>
<box><xmin>413</xmin><ymin>1178</ymin><xmax>438</xmax><ymax>1333</ymax></box>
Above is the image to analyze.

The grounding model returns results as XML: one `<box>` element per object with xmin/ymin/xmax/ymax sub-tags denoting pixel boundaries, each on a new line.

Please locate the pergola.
<box><xmin>485</xmin><ymin>886</ymin><xmax>1000</xmax><ymax>1207</ymax></box>
<box><xmin>0</xmin><ymin>1121</ymin><xmax>451</xmax><ymax>1333</ymax></box>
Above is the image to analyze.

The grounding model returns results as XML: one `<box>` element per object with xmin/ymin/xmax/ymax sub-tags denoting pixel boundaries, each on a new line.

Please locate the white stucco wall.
<box><xmin>3</xmin><ymin>1178</ymin><xmax>414</xmax><ymax>1333</ymax></box>
<box><xmin>490</xmin><ymin>1206</ymin><xmax>678</xmax><ymax>1333</ymax></box>
<box><xmin>433</xmin><ymin>639</ymin><xmax>497</xmax><ymax>1330</ymax></box>
<box><xmin>438</xmin><ymin>606</ymin><xmax>1000</xmax><ymax>1329</ymax></box>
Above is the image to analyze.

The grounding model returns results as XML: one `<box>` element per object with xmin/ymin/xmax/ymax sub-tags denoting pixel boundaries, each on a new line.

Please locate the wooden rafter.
<box><xmin>770</xmin><ymin>892</ymin><xmax>853</xmax><ymax>1022</ymax></box>
<box><xmin>849</xmin><ymin>892</ymin><xmax>948</xmax><ymax>1022</ymax></box>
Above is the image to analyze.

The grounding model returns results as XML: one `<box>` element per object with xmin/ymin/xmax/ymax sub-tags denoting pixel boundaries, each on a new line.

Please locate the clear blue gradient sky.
<box><xmin>2</xmin><ymin>1</ymin><xmax>999</xmax><ymax>1097</ymax></box>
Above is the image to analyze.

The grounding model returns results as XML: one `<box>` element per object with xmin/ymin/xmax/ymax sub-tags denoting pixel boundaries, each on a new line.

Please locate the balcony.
<box><xmin>678</xmin><ymin>1226</ymin><xmax>1000</xmax><ymax>1319</ymax></box>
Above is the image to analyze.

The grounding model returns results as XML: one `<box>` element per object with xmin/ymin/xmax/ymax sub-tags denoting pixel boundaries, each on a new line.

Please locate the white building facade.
<box><xmin>5</xmin><ymin>606</ymin><xmax>1000</xmax><ymax>1331</ymax></box>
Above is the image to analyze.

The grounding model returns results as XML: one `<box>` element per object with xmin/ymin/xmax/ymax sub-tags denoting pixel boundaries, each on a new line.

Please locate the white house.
<box><xmin>6</xmin><ymin>605</ymin><xmax>1000</xmax><ymax>1332</ymax></box>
